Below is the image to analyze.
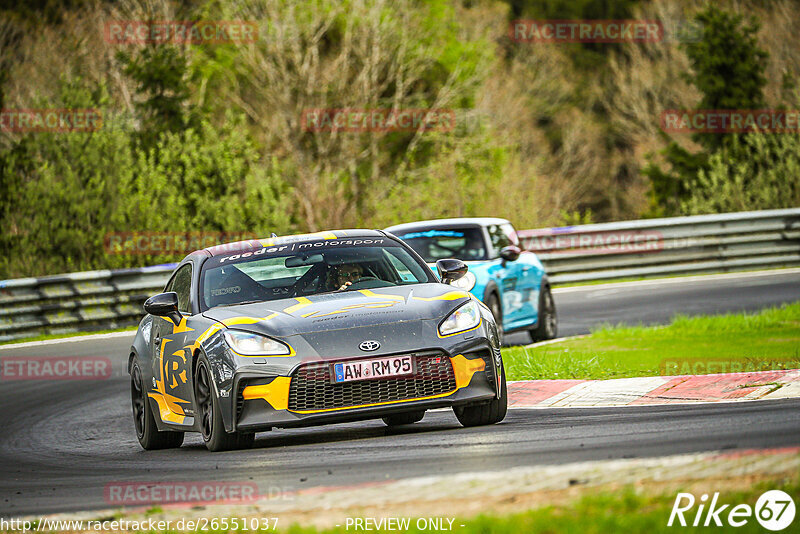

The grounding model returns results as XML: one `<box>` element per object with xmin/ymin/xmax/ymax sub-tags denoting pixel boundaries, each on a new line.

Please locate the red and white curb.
<box><xmin>508</xmin><ymin>369</ymin><xmax>800</xmax><ymax>408</ymax></box>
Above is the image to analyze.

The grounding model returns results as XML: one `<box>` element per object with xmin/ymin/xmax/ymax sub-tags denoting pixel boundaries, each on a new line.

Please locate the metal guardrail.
<box><xmin>1</xmin><ymin>209</ymin><xmax>798</xmax><ymax>342</ymax></box>
<box><xmin>517</xmin><ymin>208</ymin><xmax>800</xmax><ymax>285</ymax></box>
<box><xmin>0</xmin><ymin>266</ymin><xmax>175</xmax><ymax>342</ymax></box>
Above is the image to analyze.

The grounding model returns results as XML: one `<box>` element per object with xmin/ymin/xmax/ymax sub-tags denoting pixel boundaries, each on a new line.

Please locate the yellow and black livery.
<box><xmin>128</xmin><ymin>230</ymin><xmax>506</xmax><ymax>452</ymax></box>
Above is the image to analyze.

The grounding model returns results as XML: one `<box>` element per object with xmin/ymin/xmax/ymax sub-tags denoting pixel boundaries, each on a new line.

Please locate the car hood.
<box><xmin>202</xmin><ymin>283</ymin><xmax>471</xmax><ymax>337</ymax></box>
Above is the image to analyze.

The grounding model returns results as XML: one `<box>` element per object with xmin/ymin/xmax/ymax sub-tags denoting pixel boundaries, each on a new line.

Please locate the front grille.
<box><xmin>288</xmin><ymin>353</ymin><xmax>456</xmax><ymax>412</ymax></box>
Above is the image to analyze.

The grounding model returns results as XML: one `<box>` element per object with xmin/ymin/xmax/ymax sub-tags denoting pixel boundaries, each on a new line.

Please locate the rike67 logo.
<box><xmin>669</xmin><ymin>490</ymin><xmax>796</xmax><ymax>530</ymax></box>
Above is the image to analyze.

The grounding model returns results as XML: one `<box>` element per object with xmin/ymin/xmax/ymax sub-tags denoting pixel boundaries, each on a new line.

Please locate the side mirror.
<box><xmin>500</xmin><ymin>245</ymin><xmax>521</xmax><ymax>263</ymax></box>
<box><xmin>144</xmin><ymin>292</ymin><xmax>182</xmax><ymax>325</ymax></box>
<box><xmin>436</xmin><ymin>258</ymin><xmax>468</xmax><ymax>285</ymax></box>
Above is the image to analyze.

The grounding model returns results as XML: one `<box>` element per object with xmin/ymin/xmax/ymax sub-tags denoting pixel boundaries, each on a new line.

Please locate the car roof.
<box><xmin>176</xmin><ymin>229</ymin><xmax>389</xmax><ymax>263</ymax></box>
<box><xmin>385</xmin><ymin>217</ymin><xmax>511</xmax><ymax>234</ymax></box>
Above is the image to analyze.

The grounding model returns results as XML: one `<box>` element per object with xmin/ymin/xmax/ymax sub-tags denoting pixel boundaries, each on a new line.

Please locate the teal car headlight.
<box><xmin>450</xmin><ymin>271</ymin><xmax>476</xmax><ymax>291</ymax></box>
<box><xmin>439</xmin><ymin>300</ymin><xmax>481</xmax><ymax>337</ymax></box>
<box><xmin>223</xmin><ymin>330</ymin><xmax>291</xmax><ymax>356</ymax></box>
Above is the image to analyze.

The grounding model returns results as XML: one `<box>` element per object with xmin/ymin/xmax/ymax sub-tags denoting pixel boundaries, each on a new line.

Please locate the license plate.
<box><xmin>332</xmin><ymin>355</ymin><xmax>414</xmax><ymax>383</ymax></box>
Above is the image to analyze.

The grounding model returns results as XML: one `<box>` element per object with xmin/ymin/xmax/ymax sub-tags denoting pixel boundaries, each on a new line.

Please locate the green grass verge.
<box><xmin>502</xmin><ymin>302</ymin><xmax>800</xmax><ymax>381</ymax></box>
<box><xmin>277</xmin><ymin>479</ymin><xmax>798</xmax><ymax>534</ymax></box>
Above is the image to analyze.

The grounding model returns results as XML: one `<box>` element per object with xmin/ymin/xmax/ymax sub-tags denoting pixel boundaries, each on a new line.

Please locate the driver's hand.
<box><xmin>337</xmin><ymin>281</ymin><xmax>352</xmax><ymax>291</ymax></box>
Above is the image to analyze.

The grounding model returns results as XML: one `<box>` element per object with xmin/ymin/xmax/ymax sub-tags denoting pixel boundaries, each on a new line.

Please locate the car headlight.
<box><xmin>223</xmin><ymin>330</ymin><xmax>291</xmax><ymax>356</ymax></box>
<box><xmin>439</xmin><ymin>300</ymin><xmax>481</xmax><ymax>337</ymax></box>
<box><xmin>450</xmin><ymin>271</ymin><xmax>476</xmax><ymax>291</ymax></box>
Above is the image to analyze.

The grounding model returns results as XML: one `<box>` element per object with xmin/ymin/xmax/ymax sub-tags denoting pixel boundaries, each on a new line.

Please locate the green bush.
<box><xmin>682</xmin><ymin>129</ymin><xmax>800</xmax><ymax>214</ymax></box>
<box><xmin>0</xmin><ymin>80</ymin><xmax>134</xmax><ymax>276</ymax></box>
<box><xmin>0</xmin><ymin>79</ymin><xmax>292</xmax><ymax>279</ymax></box>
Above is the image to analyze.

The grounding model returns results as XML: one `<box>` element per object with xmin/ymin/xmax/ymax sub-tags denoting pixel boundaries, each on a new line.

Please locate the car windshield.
<box><xmin>393</xmin><ymin>227</ymin><xmax>487</xmax><ymax>263</ymax></box>
<box><xmin>199</xmin><ymin>241</ymin><xmax>432</xmax><ymax>310</ymax></box>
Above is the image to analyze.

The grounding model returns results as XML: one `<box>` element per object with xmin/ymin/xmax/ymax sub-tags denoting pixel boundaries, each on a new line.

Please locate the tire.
<box><xmin>486</xmin><ymin>293</ymin><xmax>504</xmax><ymax>346</ymax></box>
<box><xmin>453</xmin><ymin>363</ymin><xmax>507</xmax><ymax>427</ymax></box>
<box><xmin>531</xmin><ymin>283</ymin><xmax>557</xmax><ymax>342</ymax></box>
<box><xmin>195</xmin><ymin>356</ymin><xmax>253</xmax><ymax>452</ymax></box>
<box><xmin>131</xmin><ymin>363</ymin><xmax>184</xmax><ymax>450</ymax></box>
<box><xmin>382</xmin><ymin>410</ymin><xmax>425</xmax><ymax>426</ymax></box>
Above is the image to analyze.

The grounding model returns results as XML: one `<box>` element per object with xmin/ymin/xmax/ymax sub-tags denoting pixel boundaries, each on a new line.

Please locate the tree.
<box><xmin>209</xmin><ymin>0</ymin><xmax>493</xmax><ymax>230</ymax></box>
<box><xmin>681</xmin><ymin>129</ymin><xmax>800</xmax><ymax>215</ymax></box>
<box><xmin>0</xmin><ymin>76</ymin><xmax>293</xmax><ymax>278</ymax></box>
<box><xmin>685</xmin><ymin>7</ymin><xmax>768</xmax><ymax>152</ymax></box>
<box><xmin>0</xmin><ymin>66</ymin><xmax>9</xmax><ymax>257</ymax></box>
<box><xmin>502</xmin><ymin>0</ymin><xmax>643</xmax><ymax>69</ymax></box>
<box><xmin>0</xmin><ymin>79</ymin><xmax>135</xmax><ymax>276</ymax></box>
<box><xmin>644</xmin><ymin>5</ymin><xmax>769</xmax><ymax>215</ymax></box>
<box><xmin>116</xmin><ymin>45</ymin><xmax>197</xmax><ymax>146</ymax></box>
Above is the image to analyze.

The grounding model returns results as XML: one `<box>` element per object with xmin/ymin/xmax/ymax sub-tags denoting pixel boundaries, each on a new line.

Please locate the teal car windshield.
<box><xmin>199</xmin><ymin>243</ymin><xmax>432</xmax><ymax>310</ymax></box>
<box><xmin>395</xmin><ymin>228</ymin><xmax>487</xmax><ymax>262</ymax></box>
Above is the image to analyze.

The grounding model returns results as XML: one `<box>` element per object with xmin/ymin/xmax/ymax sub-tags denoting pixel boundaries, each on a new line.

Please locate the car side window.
<box><xmin>500</xmin><ymin>223</ymin><xmax>520</xmax><ymax>247</ymax></box>
<box><xmin>384</xmin><ymin>250</ymin><xmax>417</xmax><ymax>283</ymax></box>
<box><xmin>164</xmin><ymin>274</ymin><xmax>175</xmax><ymax>293</ymax></box>
<box><xmin>487</xmin><ymin>225</ymin><xmax>512</xmax><ymax>256</ymax></box>
<box><xmin>170</xmin><ymin>264</ymin><xmax>193</xmax><ymax>314</ymax></box>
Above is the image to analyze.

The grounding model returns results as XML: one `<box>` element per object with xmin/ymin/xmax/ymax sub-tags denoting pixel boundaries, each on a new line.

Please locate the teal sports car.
<box><xmin>386</xmin><ymin>218</ymin><xmax>557</xmax><ymax>343</ymax></box>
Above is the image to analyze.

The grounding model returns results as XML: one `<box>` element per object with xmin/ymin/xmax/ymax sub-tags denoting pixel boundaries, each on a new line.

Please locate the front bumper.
<box><xmin>232</xmin><ymin>344</ymin><xmax>499</xmax><ymax>432</ymax></box>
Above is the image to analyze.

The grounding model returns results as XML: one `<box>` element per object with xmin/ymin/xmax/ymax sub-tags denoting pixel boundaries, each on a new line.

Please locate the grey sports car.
<box><xmin>129</xmin><ymin>230</ymin><xmax>507</xmax><ymax>451</ymax></box>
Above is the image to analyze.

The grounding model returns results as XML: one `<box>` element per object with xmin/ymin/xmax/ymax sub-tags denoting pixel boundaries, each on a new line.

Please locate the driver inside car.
<box><xmin>331</xmin><ymin>263</ymin><xmax>364</xmax><ymax>291</ymax></box>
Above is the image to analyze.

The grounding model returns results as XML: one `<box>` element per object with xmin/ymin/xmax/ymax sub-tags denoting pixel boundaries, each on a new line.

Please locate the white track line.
<box><xmin>517</xmin><ymin>334</ymin><xmax>587</xmax><ymax>348</ymax></box>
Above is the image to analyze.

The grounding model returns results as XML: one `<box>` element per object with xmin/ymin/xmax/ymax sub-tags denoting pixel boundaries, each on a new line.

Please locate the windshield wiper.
<box><xmin>217</xmin><ymin>299</ymin><xmax>267</xmax><ymax>307</ymax></box>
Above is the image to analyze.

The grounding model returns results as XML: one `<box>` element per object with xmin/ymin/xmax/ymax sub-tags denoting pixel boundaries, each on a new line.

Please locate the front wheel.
<box><xmin>453</xmin><ymin>363</ymin><xmax>507</xmax><ymax>427</ymax></box>
<box><xmin>195</xmin><ymin>357</ymin><xmax>254</xmax><ymax>452</ymax></box>
<box><xmin>530</xmin><ymin>283</ymin><xmax>557</xmax><ymax>342</ymax></box>
<box><xmin>131</xmin><ymin>363</ymin><xmax>184</xmax><ymax>450</ymax></box>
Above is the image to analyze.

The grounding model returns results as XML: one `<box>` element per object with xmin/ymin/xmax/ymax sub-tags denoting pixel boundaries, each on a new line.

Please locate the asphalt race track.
<box><xmin>2</xmin><ymin>270</ymin><xmax>799</xmax><ymax>517</ymax></box>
